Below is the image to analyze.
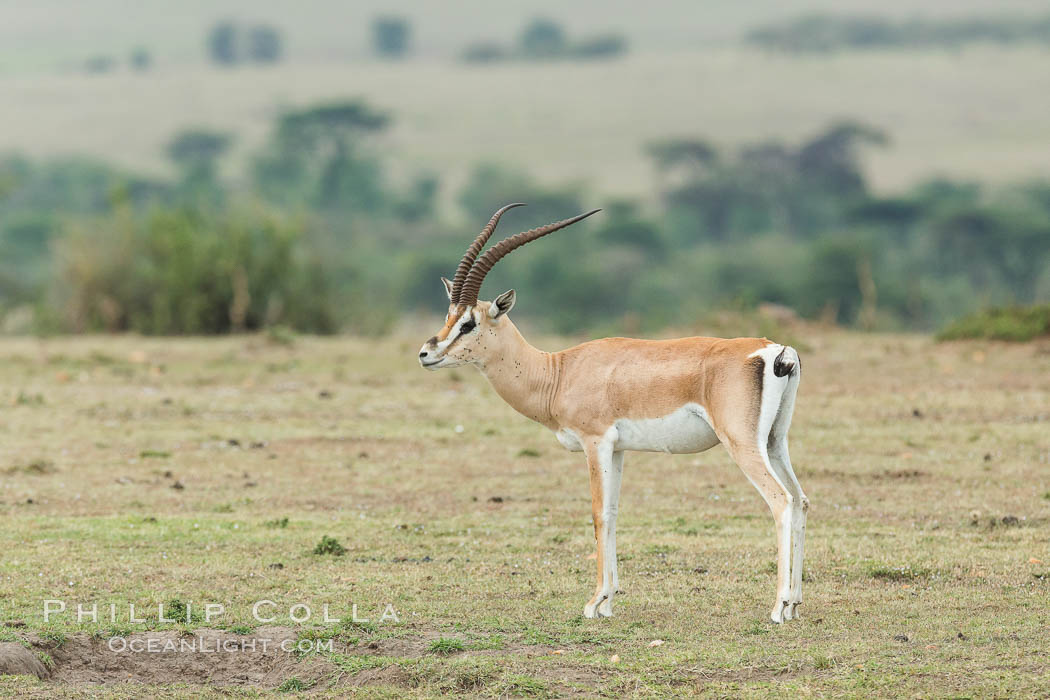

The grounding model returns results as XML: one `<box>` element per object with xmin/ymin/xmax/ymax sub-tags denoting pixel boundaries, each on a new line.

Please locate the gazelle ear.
<box><xmin>441</xmin><ymin>277</ymin><xmax>454</xmax><ymax>301</ymax></box>
<box><xmin>489</xmin><ymin>289</ymin><xmax>516</xmax><ymax>319</ymax></box>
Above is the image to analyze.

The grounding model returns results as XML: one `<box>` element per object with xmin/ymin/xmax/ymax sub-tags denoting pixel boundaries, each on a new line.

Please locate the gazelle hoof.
<box><xmin>583</xmin><ymin>593</ymin><xmax>613</xmax><ymax>618</ymax></box>
<box><xmin>770</xmin><ymin>599</ymin><xmax>800</xmax><ymax>624</ymax></box>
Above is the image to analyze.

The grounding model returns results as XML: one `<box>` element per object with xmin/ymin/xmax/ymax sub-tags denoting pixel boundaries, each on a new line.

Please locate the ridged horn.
<box><xmin>458</xmin><ymin>209</ymin><xmax>601</xmax><ymax>306</ymax></box>
<box><xmin>449</xmin><ymin>203</ymin><xmax>526</xmax><ymax>306</ymax></box>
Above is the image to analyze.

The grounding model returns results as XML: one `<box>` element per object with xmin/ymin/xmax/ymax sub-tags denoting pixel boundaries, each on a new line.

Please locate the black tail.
<box><xmin>772</xmin><ymin>347</ymin><xmax>797</xmax><ymax>378</ymax></box>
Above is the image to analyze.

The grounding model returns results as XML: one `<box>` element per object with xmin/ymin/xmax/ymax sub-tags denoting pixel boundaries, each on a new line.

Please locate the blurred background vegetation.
<box><xmin>1</xmin><ymin>2</ymin><xmax>1048</xmax><ymax>337</ymax></box>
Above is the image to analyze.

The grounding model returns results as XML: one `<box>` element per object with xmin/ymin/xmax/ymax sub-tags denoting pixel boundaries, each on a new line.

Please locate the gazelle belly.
<box><xmin>614</xmin><ymin>403</ymin><xmax>720</xmax><ymax>453</ymax></box>
<box><xmin>555</xmin><ymin>403</ymin><xmax>721</xmax><ymax>454</ymax></box>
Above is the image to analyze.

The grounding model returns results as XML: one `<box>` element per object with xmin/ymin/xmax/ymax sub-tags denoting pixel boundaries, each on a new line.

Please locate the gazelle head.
<box><xmin>418</xmin><ymin>204</ymin><xmax>600</xmax><ymax>370</ymax></box>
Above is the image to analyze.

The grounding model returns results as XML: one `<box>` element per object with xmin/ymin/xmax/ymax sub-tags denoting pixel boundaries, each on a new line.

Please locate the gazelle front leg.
<box><xmin>582</xmin><ymin>436</ymin><xmax>623</xmax><ymax>618</ymax></box>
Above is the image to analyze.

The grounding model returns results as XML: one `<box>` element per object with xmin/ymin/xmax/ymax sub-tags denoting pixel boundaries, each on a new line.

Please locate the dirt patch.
<box><xmin>347</xmin><ymin>664</ymin><xmax>414</xmax><ymax>688</ymax></box>
<box><xmin>0</xmin><ymin>642</ymin><xmax>51</xmax><ymax>679</ymax></box>
<box><xmin>16</xmin><ymin>629</ymin><xmax>595</xmax><ymax>692</ymax></box>
<box><xmin>26</xmin><ymin>628</ymin><xmax>328</xmax><ymax>688</ymax></box>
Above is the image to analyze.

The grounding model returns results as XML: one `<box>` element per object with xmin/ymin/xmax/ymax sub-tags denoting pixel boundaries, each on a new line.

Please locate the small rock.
<box><xmin>648</xmin><ymin>639</ymin><xmax>665</xmax><ymax>648</ymax></box>
<box><xmin>894</xmin><ymin>634</ymin><xmax>909</xmax><ymax>642</ymax></box>
<box><xmin>609</xmin><ymin>654</ymin><xmax>620</xmax><ymax>663</ymax></box>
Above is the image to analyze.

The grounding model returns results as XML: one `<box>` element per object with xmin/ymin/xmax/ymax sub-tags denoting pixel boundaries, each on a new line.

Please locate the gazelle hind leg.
<box><xmin>723</xmin><ymin>438</ymin><xmax>797</xmax><ymax>623</ymax></box>
<box><xmin>768</xmin><ymin>438</ymin><xmax>806</xmax><ymax>618</ymax></box>
<box><xmin>767</xmin><ymin>373</ymin><xmax>807</xmax><ymax>619</ymax></box>
<box><xmin>725</xmin><ymin>347</ymin><xmax>805</xmax><ymax>623</ymax></box>
<box><xmin>582</xmin><ymin>437</ymin><xmax>623</xmax><ymax>618</ymax></box>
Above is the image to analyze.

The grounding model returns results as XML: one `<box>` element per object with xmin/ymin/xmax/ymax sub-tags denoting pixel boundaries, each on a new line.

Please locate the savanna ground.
<box><xmin>1</xmin><ymin>322</ymin><xmax>1049</xmax><ymax>697</ymax></box>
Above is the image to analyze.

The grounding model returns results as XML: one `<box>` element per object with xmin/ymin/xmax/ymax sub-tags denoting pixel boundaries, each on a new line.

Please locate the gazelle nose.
<box><xmin>419</xmin><ymin>351</ymin><xmax>428</xmax><ymax>358</ymax></box>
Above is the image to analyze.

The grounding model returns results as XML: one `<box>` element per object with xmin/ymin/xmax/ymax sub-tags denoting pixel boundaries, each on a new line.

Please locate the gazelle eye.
<box><xmin>460</xmin><ymin>319</ymin><xmax>476</xmax><ymax>334</ymax></box>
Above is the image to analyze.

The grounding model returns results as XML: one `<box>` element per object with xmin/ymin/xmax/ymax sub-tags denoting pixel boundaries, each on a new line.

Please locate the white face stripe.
<box><xmin>434</xmin><ymin>309</ymin><xmax>479</xmax><ymax>352</ymax></box>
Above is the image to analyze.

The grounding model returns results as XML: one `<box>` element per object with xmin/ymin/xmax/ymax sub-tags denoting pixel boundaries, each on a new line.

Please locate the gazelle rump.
<box><xmin>419</xmin><ymin>206</ymin><xmax>808</xmax><ymax>623</ymax></box>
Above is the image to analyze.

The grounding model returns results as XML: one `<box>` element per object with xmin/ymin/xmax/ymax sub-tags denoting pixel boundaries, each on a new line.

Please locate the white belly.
<box><xmin>554</xmin><ymin>403</ymin><xmax>721</xmax><ymax>454</ymax></box>
<box><xmin>614</xmin><ymin>403</ymin><xmax>720</xmax><ymax>453</ymax></box>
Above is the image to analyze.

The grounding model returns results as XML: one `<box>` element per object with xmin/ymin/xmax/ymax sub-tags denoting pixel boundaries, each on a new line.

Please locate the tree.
<box><xmin>167</xmin><ymin>130</ymin><xmax>233</xmax><ymax>206</ymax></box>
<box><xmin>248</xmin><ymin>25</ymin><xmax>283</xmax><ymax>63</ymax></box>
<box><xmin>253</xmin><ymin>101</ymin><xmax>391</xmax><ymax>212</ymax></box>
<box><xmin>207</xmin><ymin>21</ymin><xmax>239</xmax><ymax>66</ymax></box>
<box><xmin>130</xmin><ymin>47</ymin><xmax>151</xmax><ymax>71</ymax></box>
<box><xmin>647</xmin><ymin>139</ymin><xmax>718</xmax><ymax>177</ymax></box>
<box><xmin>795</xmin><ymin>121</ymin><xmax>887</xmax><ymax>196</ymax></box>
<box><xmin>373</xmin><ymin>17</ymin><xmax>411</xmax><ymax>59</ymax></box>
<box><xmin>519</xmin><ymin>18</ymin><xmax>567</xmax><ymax>58</ymax></box>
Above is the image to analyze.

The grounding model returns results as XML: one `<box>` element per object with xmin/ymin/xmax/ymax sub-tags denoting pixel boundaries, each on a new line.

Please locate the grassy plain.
<box><xmin>0</xmin><ymin>325</ymin><xmax>1049</xmax><ymax>696</ymax></box>
<box><xmin>2</xmin><ymin>46</ymin><xmax>1050</xmax><ymax>207</ymax></box>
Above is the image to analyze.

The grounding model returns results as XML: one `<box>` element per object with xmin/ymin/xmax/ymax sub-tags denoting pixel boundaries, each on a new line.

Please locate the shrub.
<box><xmin>313</xmin><ymin>535</ymin><xmax>346</xmax><ymax>556</ymax></box>
<box><xmin>461</xmin><ymin>42</ymin><xmax>508</xmax><ymax>64</ymax></box>
<box><xmin>50</xmin><ymin>206</ymin><xmax>336</xmax><ymax>334</ymax></box>
<box><xmin>570</xmin><ymin>34</ymin><xmax>628</xmax><ymax>59</ymax></box>
<box><xmin>937</xmin><ymin>305</ymin><xmax>1050</xmax><ymax>342</ymax></box>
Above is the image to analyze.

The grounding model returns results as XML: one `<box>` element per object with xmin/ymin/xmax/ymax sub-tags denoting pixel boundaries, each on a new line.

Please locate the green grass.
<box><xmin>0</xmin><ymin>331</ymin><xmax>1048</xmax><ymax>695</ymax></box>
<box><xmin>276</xmin><ymin>676</ymin><xmax>313</xmax><ymax>692</ymax></box>
<box><xmin>429</xmin><ymin>637</ymin><xmax>466</xmax><ymax>655</ymax></box>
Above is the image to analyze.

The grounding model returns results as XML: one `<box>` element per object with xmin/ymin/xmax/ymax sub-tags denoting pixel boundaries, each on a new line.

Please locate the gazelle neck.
<box><xmin>474</xmin><ymin>317</ymin><xmax>559</xmax><ymax>429</ymax></box>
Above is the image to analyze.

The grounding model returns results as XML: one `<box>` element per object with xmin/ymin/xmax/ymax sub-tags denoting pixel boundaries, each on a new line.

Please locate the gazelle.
<box><xmin>419</xmin><ymin>204</ymin><xmax>808</xmax><ymax>623</ymax></box>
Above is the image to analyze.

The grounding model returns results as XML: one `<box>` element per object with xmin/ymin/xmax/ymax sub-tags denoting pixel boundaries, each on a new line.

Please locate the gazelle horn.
<box><xmin>458</xmin><ymin>209</ymin><xmax>601</xmax><ymax>306</ymax></box>
<box><xmin>449</xmin><ymin>203</ymin><xmax>526</xmax><ymax>306</ymax></box>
